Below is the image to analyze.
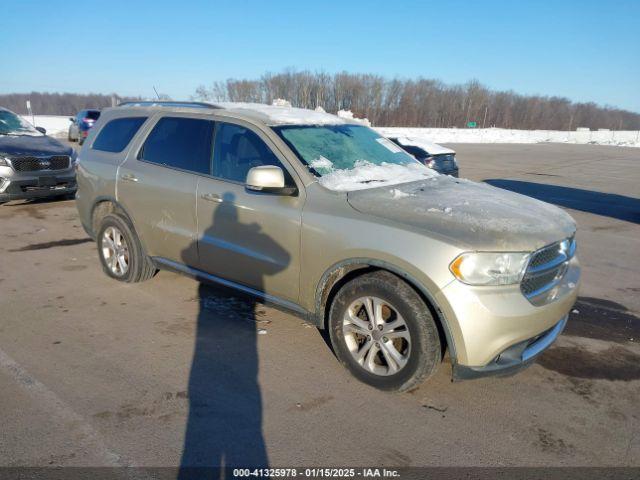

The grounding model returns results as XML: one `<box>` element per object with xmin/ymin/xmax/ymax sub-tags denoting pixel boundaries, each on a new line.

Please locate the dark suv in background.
<box><xmin>68</xmin><ymin>109</ymin><xmax>101</xmax><ymax>145</ymax></box>
<box><xmin>0</xmin><ymin>107</ymin><xmax>76</xmax><ymax>204</ymax></box>
<box><xmin>389</xmin><ymin>137</ymin><xmax>459</xmax><ymax>177</ymax></box>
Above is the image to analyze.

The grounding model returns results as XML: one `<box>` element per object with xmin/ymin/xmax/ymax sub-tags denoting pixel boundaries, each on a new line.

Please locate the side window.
<box><xmin>213</xmin><ymin>122</ymin><xmax>290</xmax><ymax>184</ymax></box>
<box><xmin>92</xmin><ymin>117</ymin><xmax>147</xmax><ymax>153</ymax></box>
<box><xmin>140</xmin><ymin>117</ymin><xmax>214</xmax><ymax>175</ymax></box>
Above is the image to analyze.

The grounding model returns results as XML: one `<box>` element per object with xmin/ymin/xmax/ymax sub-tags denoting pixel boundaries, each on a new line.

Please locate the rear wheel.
<box><xmin>96</xmin><ymin>214</ymin><xmax>156</xmax><ymax>283</ymax></box>
<box><xmin>328</xmin><ymin>270</ymin><xmax>441</xmax><ymax>392</ymax></box>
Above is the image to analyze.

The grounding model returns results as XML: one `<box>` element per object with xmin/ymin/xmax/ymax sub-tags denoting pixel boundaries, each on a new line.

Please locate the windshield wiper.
<box><xmin>358</xmin><ymin>179</ymin><xmax>386</xmax><ymax>184</ymax></box>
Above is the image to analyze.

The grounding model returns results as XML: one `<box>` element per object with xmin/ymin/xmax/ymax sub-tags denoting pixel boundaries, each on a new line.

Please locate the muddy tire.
<box><xmin>328</xmin><ymin>270</ymin><xmax>441</xmax><ymax>392</ymax></box>
<box><xmin>96</xmin><ymin>214</ymin><xmax>156</xmax><ymax>283</ymax></box>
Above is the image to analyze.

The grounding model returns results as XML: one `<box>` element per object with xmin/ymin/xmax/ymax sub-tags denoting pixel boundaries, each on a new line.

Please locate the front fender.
<box><xmin>312</xmin><ymin>257</ymin><xmax>458</xmax><ymax>363</ymax></box>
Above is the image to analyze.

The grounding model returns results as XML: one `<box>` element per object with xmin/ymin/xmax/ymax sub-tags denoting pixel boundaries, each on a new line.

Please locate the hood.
<box><xmin>347</xmin><ymin>176</ymin><xmax>576</xmax><ymax>251</ymax></box>
<box><xmin>395</xmin><ymin>136</ymin><xmax>455</xmax><ymax>155</ymax></box>
<box><xmin>0</xmin><ymin>134</ymin><xmax>72</xmax><ymax>157</ymax></box>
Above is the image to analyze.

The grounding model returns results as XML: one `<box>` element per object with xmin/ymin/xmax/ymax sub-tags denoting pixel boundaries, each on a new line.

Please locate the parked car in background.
<box><xmin>389</xmin><ymin>137</ymin><xmax>459</xmax><ymax>177</ymax></box>
<box><xmin>77</xmin><ymin>101</ymin><xmax>579</xmax><ymax>391</ymax></box>
<box><xmin>68</xmin><ymin>109</ymin><xmax>101</xmax><ymax>145</ymax></box>
<box><xmin>0</xmin><ymin>107</ymin><xmax>76</xmax><ymax>204</ymax></box>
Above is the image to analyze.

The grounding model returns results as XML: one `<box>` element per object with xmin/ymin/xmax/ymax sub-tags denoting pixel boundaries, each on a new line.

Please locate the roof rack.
<box><xmin>117</xmin><ymin>101</ymin><xmax>222</xmax><ymax>109</ymax></box>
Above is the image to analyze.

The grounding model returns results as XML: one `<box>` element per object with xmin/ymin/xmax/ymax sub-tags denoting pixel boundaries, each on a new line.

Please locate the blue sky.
<box><xmin>2</xmin><ymin>0</ymin><xmax>639</xmax><ymax>112</ymax></box>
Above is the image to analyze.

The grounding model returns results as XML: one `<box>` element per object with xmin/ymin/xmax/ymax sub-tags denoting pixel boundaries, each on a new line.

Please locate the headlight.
<box><xmin>0</xmin><ymin>156</ymin><xmax>9</xmax><ymax>167</ymax></box>
<box><xmin>450</xmin><ymin>252</ymin><xmax>531</xmax><ymax>285</ymax></box>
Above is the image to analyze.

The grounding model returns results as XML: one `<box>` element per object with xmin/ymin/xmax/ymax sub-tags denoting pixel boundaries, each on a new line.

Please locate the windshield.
<box><xmin>0</xmin><ymin>110</ymin><xmax>39</xmax><ymax>136</ymax></box>
<box><xmin>273</xmin><ymin>124</ymin><xmax>436</xmax><ymax>191</ymax></box>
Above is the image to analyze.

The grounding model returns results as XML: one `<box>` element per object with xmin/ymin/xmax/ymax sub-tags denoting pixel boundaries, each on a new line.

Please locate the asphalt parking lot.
<box><xmin>0</xmin><ymin>143</ymin><xmax>638</xmax><ymax>469</ymax></box>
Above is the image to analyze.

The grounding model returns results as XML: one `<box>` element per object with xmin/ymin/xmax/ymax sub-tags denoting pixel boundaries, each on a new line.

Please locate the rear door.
<box><xmin>117</xmin><ymin>115</ymin><xmax>214</xmax><ymax>265</ymax></box>
<box><xmin>196</xmin><ymin>120</ymin><xmax>304</xmax><ymax>303</ymax></box>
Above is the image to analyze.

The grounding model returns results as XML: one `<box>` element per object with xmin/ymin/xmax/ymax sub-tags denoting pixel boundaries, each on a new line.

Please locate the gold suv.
<box><xmin>76</xmin><ymin>101</ymin><xmax>580</xmax><ymax>391</ymax></box>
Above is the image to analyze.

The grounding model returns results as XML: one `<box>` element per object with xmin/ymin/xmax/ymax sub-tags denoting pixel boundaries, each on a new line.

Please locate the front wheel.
<box><xmin>328</xmin><ymin>271</ymin><xmax>441</xmax><ymax>392</ymax></box>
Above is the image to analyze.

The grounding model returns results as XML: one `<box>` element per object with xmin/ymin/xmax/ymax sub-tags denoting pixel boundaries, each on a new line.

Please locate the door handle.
<box><xmin>201</xmin><ymin>192</ymin><xmax>222</xmax><ymax>203</ymax></box>
<box><xmin>120</xmin><ymin>173</ymin><xmax>139</xmax><ymax>183</ymax></box>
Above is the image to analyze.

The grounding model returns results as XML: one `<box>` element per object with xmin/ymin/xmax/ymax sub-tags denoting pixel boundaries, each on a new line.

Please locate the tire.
<box><xmin>68</xmin><ymin>129</ymin><xmax>74</xmax><ymax>142</ymax></box>
<box><xmin>328</xmin><ymin>270</ymin><xmax>441</xmax><ymax>392</ymax></box>
<box><xmin>96</xmin><ymin>214</ymin><xmax>157</xmax><ymax>283</ymax></box>
<box><xmin>78</xmin><ymin>136</ymin><xmax>85</xmax><ymax>146</ymax></box>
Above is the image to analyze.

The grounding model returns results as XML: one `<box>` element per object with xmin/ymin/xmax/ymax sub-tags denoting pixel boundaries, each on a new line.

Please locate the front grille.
<box><xmin>521</xmin><ymin>237</ymin><xmax>575</xmax><ymax>304</ymax></box>
<box><xmin>21</xmin><ymin>183</ymin><xmax>71</xmax><ymax>192</ymax></box>
<box><xmin>528</xmin><ymin>243</ymin><xmax>560</xmax><ymax>269</ymax></box>
<box><xmin>521</xmin><ymin>266</ymin><xmax>566</xmax><ymax>296</ymax></box>
<box><xmin>9</xmin><ymin>155</ymin><xmax>71</xmax><ymax>172</ymax></box>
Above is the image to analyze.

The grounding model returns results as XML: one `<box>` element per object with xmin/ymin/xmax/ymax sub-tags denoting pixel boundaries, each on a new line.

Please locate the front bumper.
<box><xmin>452</xmin><ymin>315</ymin><xmax>567</xmax><ymax>380</ymax></box>
<box><xmin>0</xmin><ymin>172</ymin><xmax>77</xmax><ymax>201</ymax></box>
<box><xmin>435</xmin><ymin>256</ymin><xmax>580</xmax><ymax>374</ymax></box>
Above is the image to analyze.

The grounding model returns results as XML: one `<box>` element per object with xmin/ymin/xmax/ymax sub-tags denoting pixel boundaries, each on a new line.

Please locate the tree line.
<box><xmin>2</xmin><ymin>75</ymin><xmax>637</xmax><ymax>130</ymax></box>
<box><xmin>194</xmin><ymin>71</ymin><xmax>640</xmax><ymax>130</ymax></box>
<box><xmin>0</xmin><ymin>92</ymin><xmax>142</xmax><ymax>116</ymax></box>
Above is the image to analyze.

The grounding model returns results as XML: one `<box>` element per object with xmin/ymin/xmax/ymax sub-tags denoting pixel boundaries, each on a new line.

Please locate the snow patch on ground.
<box><xmin>20</xmin><ymin>115</ymin><xmax>69</xmax><ymax>138</ymax></box>
<box><xmin>318</xmin><ymin>161</ymin><xmax>437</xmax><ymax>191</ymax></box>
<box><xmin>376</xmin><ymin>127</ymin><xmax>640</xmax><ymax>148</ymax></box>
<box><xmin>19</xmin><ymin>114</ymin><xmax>640</xmax><ymax>148</ymax></box>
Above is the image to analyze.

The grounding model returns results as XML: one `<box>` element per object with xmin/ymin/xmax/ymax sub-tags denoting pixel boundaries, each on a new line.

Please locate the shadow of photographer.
<box><xmin>178</xmin><ymin>191</ymin><xmax>290</xmax><ymax>479</ymax></box>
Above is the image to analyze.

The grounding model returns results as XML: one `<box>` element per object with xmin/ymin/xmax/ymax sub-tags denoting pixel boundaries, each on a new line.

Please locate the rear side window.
<box><xmin>86</xmin><ymin>111</ymin><xmax>100</xmax><ymax>120</ymax></box>
<box><xmin>92</xmin><ymin>117</ymin><xmax>147</xmax><ymax>153</ymax></box>
<box><xmin>213</xmin><ymin>122</ymin><xmax>288</xmax><ymax>183</ymax></box>
<box><xmin>140</xmin><ymin>117</ymin><xmax>214</xmax><ymax>175</ymax></box>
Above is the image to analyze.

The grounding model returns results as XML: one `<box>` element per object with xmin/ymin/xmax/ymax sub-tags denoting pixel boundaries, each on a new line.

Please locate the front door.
<box><xmin>196</xmin><ymin>121</ymin><xmax>303</xmax><ymax>303</ymax></box>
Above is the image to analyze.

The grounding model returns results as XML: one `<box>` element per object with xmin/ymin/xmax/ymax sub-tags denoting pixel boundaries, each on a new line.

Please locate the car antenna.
<box><xmin>153</xmin><ymin>86</ymin><xmax>161</xmax><ymax>100</ymax></box>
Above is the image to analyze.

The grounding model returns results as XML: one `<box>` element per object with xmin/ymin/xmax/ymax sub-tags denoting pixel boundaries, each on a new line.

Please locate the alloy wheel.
<box><xmin>101</xmin><ymin>226</ymin><xmax>130</xmax><ymax>277</ymax></box>
<box><xmin>342</xmin><ymin>296</ymin><xmax>411</xmax><ymax>376</ymax></box>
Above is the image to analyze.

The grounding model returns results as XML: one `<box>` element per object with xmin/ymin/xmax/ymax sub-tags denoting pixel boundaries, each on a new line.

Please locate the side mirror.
<box><xmin>69</xmin><ymin>117</ymin><xmax>76</xmax><ymax>123</ymax></box>
<box><xmin>245</xmin><ymin>166</ymin><xmax>297</xmax><ymax>195</ymax></box>
<box><xmin>35</xmin><ymin>126</ymin><xmax>46</xmax><ymax>134</ymax></box>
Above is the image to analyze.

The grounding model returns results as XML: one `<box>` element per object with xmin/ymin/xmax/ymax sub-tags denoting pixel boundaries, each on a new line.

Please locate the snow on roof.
<box><xmin>393</xmin><ymin>136</ymin><xmax>455</xmax><ymax>155</ymax></box>
<box><xmin>216</xmin><ymin>102</ymin><xmax>347</xmax><ymax>126</ymax></box>
<box><xmin>336</xmin><ymin>109</ymin><xmax>371</xmax><ymax>126</ymax></box>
